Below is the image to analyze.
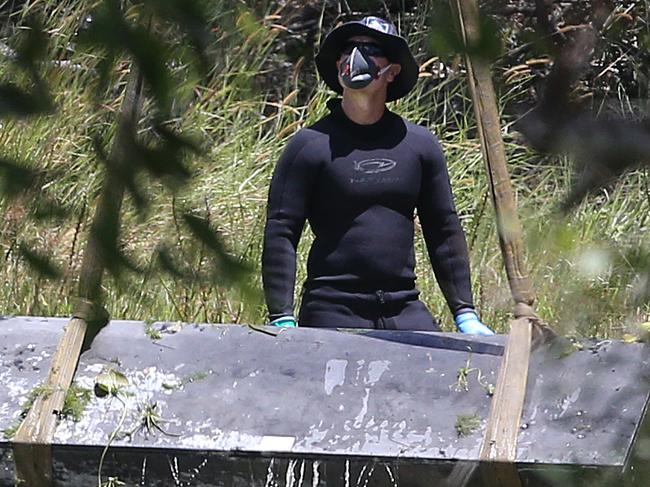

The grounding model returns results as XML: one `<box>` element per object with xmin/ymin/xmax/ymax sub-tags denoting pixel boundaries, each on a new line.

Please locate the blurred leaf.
<box><xmin>518</xmin><ymin>29</ymin><xmax>556</xmax><ymax>58</ymax></box>
<box><xmin>559</xmin><ymin>119</ymin><xmax>650</xmax><ymax>210</ymax></box>
<box><xmin>95</xmin><ymin>52</ymin><xmax>118</xmax><ymax>97</ymax></box>
<box><xmin>155</xmin><ymin>245</ymin><xmax>190</xmax><ymax>279</ymax></box>
<box><xmin>428</xmin><ymin>4</ymin><xmax>502</xmax><ymax>60</ymax></box>
<box><xmin>641</xmin><ymin>32</ymin><xmax>650</xmax><ymax>52</ymax></box>
<box><xmin>620</xmin><ymin>246</ymin><xmax>650</xmax><ymax>271</ymax></box>
<box><xmin>30</xmin><ymin>197</ymin><xmax>71</xmax><ymax>221</ymax></box>
<box><xmin>514</xmin><ymin>23</ymin><xmax>650</xmax><ymax>210</ymax></box>
<box><xmin>0</xmin><ymin>83</ymin><xmax>53</xmax><ymax>118</ymax></box>
<box><xmin>0</xmin><ymin>157</ymin><xmax>67</xmax><ymax>222</ymax></box>
<box><xmin>93</xmin><ymin>125</ymin><xmax>197</xmax><ymax>209</ymax></box>
<box><xmin>236</xmin><ymin>7</ymin><xmax>261</xmax><ymax>38</ymax></box>
<box><xmin>154</xmin><ymin>123</ymin><xmax>202</xmax><ymax>155</ymax></box>
<box><xmin>100</xmin><ymin>240</ymin><xmax>141</xmax><ymax>279</ymax></box>
<box><xmin>76</xmin><ymin>0</ymin><xmax>128</xmax><ymax>55</ymax></box>
<box><xmin>428</xmin><ymin>4</ymin><xmax>463</xmax><ymax>57</ymax></box>
<box><xmin>0</xmin><ymin>15</ymin><xmax>54</xmax><ymax>118</ymax></box>
<box><xmin>94</xmin><ymin>366</ymin><xmax>129</xmax><ymax>397</ymax></box>
<box><xmin>89</xmin><ymin>216</ymin><xmax>142</xmax><ymax>278</ymax></box>
<box><xmin>156</xmin><ymin>232</ymin><xmax>261</xmax><ymax>308</ymax></box>
<box><xmin>182</xmin><ymin>213</ymin><xmax>250</xmax><ymax>284</ymax></box>
<box><xmin>18</xmin><ymin>243</ymin><xmax>62</xmax><ymax>280</ymax></box>
<box><xmin>0</xmin><ymin>156</ymin><xmax>37</xmax><ymax>196</ymax></box>
<box><xmin>123</xmin><ymin>28</ymin><xmax>172</xmax><ymax>114</ymax></box>
<box><xmin>92</xmin><ymin>135</ymin><xmax>149</xmax><ymax>212</ymax></box>
<box><xmin>78</xmin><ymin>0</ymin><xmax>172</xmax><ymax>113</ymax></box>
<box><xmin>598</xmin><ymin>247</ymin><xmax>650</xmax><ymax>308</ymax></box>
<box><xmin>14</xmin><ymin>15</ymin><xmax>49</xmax><ymax>68</ymax></box>
<box><xmin>551</xmin><ymin>223</ymin><xmax>576</xmax><ymax>253</ymax></box>
<box><xmin>466</xmin><ymin>15</ymin><xmax>502</xmax><ymax>60</ymax></box>
<box><xmin>145</xmin><ymin>0</ymin><xmax>213</xmax><ymax>75</ymax></box>
<box><xmin>127</xmin><ymin>126</ymin><xmax>195</xmax><ymax>185</ymax></box>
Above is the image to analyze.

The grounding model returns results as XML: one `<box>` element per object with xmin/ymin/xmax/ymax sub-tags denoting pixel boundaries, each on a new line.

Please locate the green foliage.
<box><xmin>0</xmin><ymin>381</ymin><xmax>87</xmax><ymax>439</ymax></box>
<box><xmin>0</xmin><ymin>14</ymin><xmax>53</xmax><ymax>117</ymax></box>
<box><xmin>451</xmin><ymin>354</ymin><xmax>494</xmax><ymax>395</ymax></box>
<box><xmin>78</xmin><ymin>0</ymin><xmax>183</xmax><ymax>113</ymax></box>
<box><xmin>162</xmin><ymin>369</ymin><xmax>210</xmax><ymax>390</ymax></box>
<box><xmin>0</xmin><ymin>0</ymin><xmax>256</xmax><ymax>314</ymax></box>
<box><xmin>94</xmin><ymin>367</ymin><xmax>129</xmax><ymax>397</ymax></box>
<box><xmin>427</xmin><ymin>1</ymin><xmax>502</xmax><ymax>60</ymax></box>
<box><xmin>18</xmin><ymin>242</ymin><xmax>63</xmax><ymax>279</ymax></box>
<box><xmin>182</xmin><ymin>370</ymin><xmax>209</xmax><ymax>384</ymax></box>
<box><xmin>455</xmin><ymin>412</ymin><xmax>481</xmax><ymax>437</ymax></box>
<box><xmin>144</xmin><ymin>320</ymin><xmax>162</xmax><ymax>339</ymax></box>
<box><xmin>119</xmin><ymin>401</ymin><xmax>179</xmax><ymax>439</ymax></box>
<box><xmin>0</xmin><ymin>157</ymin><xmax>38</xmax><ymax>197</ymax></box>
<box><xmin>182</xmin><ymin>213</ymin><xmax>252</xmax><ymax>285</ymax></box>
<box><xmin>62</xmin><ymin>383</ymin><xmax>93</xmax><ymax>422</ymax></box>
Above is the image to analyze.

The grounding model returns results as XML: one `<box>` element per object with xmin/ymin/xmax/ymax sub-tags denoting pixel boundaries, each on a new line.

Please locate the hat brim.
<box><xmin>315</xmin><ymin>22</ymin><xmax>419</xmax><ymax>102</ymax></box>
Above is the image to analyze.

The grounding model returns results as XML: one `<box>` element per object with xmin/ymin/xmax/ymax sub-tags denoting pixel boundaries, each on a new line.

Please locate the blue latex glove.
<box><xmin>454</xmin><ymin>311</ymin><xmax>495</xmax><ymax>335</ymax></box>
<box><xmin>270</xmin><ymin>315</ymin><xmax>297</xmax><ymax>327</ymax></box>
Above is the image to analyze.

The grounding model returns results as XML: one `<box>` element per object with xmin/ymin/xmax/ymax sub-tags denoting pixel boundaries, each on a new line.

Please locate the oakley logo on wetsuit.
<box><xmin>354</xmin><ymin>158</ymin><xmax>397</xmax><ymax>174</ymax></box>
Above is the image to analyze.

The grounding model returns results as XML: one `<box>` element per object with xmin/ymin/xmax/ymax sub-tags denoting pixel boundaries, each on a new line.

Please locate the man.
<box><xmin>262</xmin><ymin>16</ymin><xmax>493</xmax><ymax>335</ymax></box>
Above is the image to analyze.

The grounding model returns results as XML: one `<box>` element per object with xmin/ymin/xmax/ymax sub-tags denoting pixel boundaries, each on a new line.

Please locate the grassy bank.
<box><xmin>1</xmin><ymin>1</ymin><xmax>648</xmax><ymax>337</ymax></box>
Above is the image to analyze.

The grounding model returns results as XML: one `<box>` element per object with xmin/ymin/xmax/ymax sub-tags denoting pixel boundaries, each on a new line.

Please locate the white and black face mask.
<box><xmin>339</xmin><ymin>47</ymin><xmax>392</xmax><ymax>90</ymax></box>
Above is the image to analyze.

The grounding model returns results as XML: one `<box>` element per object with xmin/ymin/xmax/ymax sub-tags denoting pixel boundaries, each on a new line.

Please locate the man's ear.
<box><xmin>386</xmin><ymin>64</ymin><xmax>402</xmax><ymax>83</ymax></box>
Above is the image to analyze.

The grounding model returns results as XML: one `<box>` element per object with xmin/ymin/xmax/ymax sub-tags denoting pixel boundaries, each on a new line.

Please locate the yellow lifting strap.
<box><xmin>452</xmin><ymin>1</ymin><xmax>556</xmax><ymax>485</ymax></box>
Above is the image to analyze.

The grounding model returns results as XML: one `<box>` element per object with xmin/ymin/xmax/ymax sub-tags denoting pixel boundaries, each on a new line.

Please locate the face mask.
<box><xmin>339</xmin><ymin>47</ymin><xmax>392</xmax><ymax>90</ymax></box>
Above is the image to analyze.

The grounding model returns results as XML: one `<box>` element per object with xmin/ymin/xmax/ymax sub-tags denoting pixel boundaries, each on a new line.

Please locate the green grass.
<box><xmin>61</xmin><ymin>382</ymin><xmax>93</xmax><ymax>422</ymax></box>
<box><xmin>143</xmin><ymin>321</ymin><xmax>162</xmax><ymax>340</ymax></box>
<box><xmin>1</xmin><ymin>1</ymin><xmax>648</xmax><ymax>337</ymax></box>
<box><xmin>455</xmin><ymin>412</ymin><xmax>481</xmax><ymax>437</ymax></box>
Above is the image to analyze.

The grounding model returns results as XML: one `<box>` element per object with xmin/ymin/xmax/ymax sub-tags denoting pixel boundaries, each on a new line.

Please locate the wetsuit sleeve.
<box><xmin>262</xmin><ymin>131</ymin><xmax>321</xmax><ymax>321</ymax></box>
<box><xmin>416</xmin><ymin>134</ymin><xmax>475</xmax><ymax>315</ymax></box>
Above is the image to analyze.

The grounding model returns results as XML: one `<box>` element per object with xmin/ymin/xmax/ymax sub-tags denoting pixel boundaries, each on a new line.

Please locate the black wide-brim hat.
<box><xmin>315</xmin><ymin>16</ymin><xmax>419</xmax><ymax>102</ymax></box>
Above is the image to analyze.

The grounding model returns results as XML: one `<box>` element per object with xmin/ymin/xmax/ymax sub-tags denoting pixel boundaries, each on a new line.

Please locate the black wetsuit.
<box><xmin>262</xmin><ymin>99</ymin><xmax>474</xmax><ymax>330</ymax></box>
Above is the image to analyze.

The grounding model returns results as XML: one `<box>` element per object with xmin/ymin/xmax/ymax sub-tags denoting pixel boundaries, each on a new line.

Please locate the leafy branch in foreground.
<box><xmin>76</xmin><ymin>0</ymin><xmax>254</xmax><ymax>304</ymax></box>
<box><xmin>0</xmin><ymin>14</ymin><xmax>60</xmax><ymax>275</ymax></box>
<box><xmin>1</xmin><ymin>0</ymin><xmax>257</xmax><ymax>312</ymax></box>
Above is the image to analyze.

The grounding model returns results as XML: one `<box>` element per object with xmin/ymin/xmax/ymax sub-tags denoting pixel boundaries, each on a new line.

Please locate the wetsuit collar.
<box><xmin>327</xmin><ymin>98</ymin><xmax>397</xmax><ymax>138</ymax></box>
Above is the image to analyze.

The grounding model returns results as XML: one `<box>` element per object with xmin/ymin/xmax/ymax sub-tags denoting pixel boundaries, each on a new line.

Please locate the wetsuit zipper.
<box><xmin>376</xmin><ymin>290</ymin><xmax>386</xmax><ymax>329</ymax></box>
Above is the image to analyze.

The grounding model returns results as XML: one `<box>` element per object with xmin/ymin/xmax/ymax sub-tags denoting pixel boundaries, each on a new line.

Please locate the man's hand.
<box><xmin>454</xmin><ymin>311</ymin><xmax>495</xmax><ymax>335</ymax></box>
<box><xmin>270</xmin><ymin>315</ymin><xmax>297</xmax><ymax>327</ymax></box>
